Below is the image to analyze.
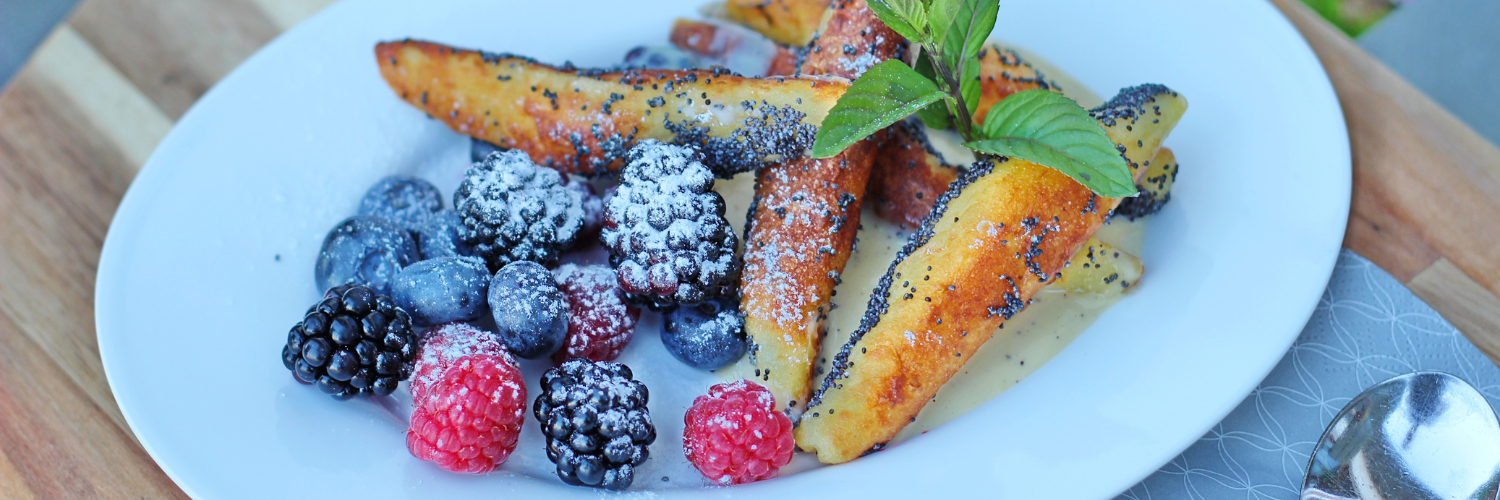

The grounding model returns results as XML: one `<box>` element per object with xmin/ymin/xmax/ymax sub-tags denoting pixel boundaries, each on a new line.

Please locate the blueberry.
<box><xmin>412</xmin><ymin>211</ymin><xmax>472</xmax><ymax>260</ymax></box>
<box><xmin>661</xmin><ymin>297</ymin><xmax>746</xmax><ymax>370</ymax></box>
<box><xmin>314</xmin><ymin>216</ymin><xmax>419</xmax><ymax>296</ymax></box>
<box><xmin>471</xmin><ymin>138</ymin><xmax>506</xmax><ymax>164</ymax></box>
<box><xmin>390</xmin><ymin>256</ymin><xmax>490</xmax><ymax>326</ymax></box>
<box><xmin>489</xmin><ymin>261</ymin><xmax>568</xmax><ymax>358</ymax></box>
<box><xmin>358</xmin><ymin>175</ymin><xmax>444</xmax><ymax>229</ymax></box>
<box><xmin>620</xmin><ymin>45</ymin><xmax>701</xmax><ymax>70</ymax></box>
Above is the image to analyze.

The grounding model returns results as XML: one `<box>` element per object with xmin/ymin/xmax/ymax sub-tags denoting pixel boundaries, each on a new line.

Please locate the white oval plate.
<box><xmin>96</xmin><ymin>0</ymin><xmax>1349</xmax><ymax>498</ymax></box>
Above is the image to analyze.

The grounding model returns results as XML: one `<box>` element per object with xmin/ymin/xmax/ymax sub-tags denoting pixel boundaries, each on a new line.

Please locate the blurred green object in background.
<box><xmin>1301</xmin><ymin>0</ymin><xmax>1398</xmax><ymax>36</ymax></box>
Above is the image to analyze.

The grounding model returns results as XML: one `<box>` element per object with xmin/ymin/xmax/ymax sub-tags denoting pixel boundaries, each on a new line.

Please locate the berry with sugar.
<box><xmin>314</xmin><ymin>215</ymin><xmax>419</xmax><ymax>296</ymax></box>
<box><xmin>488</xmin><ymin>260</ymin><xmax>568</xmax><ymax>359</ymax></box>
<box><xmin>683</xmin><ymin>380</ymin><xmax>794</xmax><ymax>485</ymax></box>
<box><xmin>406</xmin><ymin>323</ymin><xmax>526</xmax><ymax>473</ymax></box>
<box><xmin>552</xmin><ymin>263</ymin><xmax>640</xmax><ymax>363</ymax></box>
<box><xmin>602</xmin><ymin>140</ymin><xmax>739</xmax><ymax>309</ymax></box>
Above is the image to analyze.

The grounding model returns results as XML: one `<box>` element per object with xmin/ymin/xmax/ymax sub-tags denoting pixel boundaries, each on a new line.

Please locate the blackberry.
<box><xmin>565</xmin><ymin>179</ymin><xmax>605</xmax><ymax>244</ymax></box>
<box><xmin>534</xmin><ymin>359</ymin><xmax>654</xmax><ymax>490</ymax></box>
<box><xmin>455</xmin><ymin>150</ymin><xmax>585</xmax><ymax>271</ymax></box>
<box><xmin>282</xmin><ymin>284</ymin><xmax>417</xmax><ymax>399</ymax></box>
<box><xmin>602</xmin><ymin>141</ymin><xmax>739</xmax><ymax>309</ymax></box>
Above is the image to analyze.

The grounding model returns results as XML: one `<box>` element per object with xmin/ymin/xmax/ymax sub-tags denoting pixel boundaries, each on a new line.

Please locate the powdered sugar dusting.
<box><xmin>412</xmin><ymin>322</ymin><xmax>508</xmax><ymax>404</ymax></box>
<box><xmin>553</xmin><ymin>263</ymin><xmax>641</xmax><ymax>362</ymax></box>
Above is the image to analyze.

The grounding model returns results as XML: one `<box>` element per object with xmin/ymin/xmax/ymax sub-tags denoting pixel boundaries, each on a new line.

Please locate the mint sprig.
<box><xmin>809</xmin><ymin>0</ymin><xmax>1135</xmax><ymax>198</ymax></box>
<box><xmin>967</xmin><ymin>90</ymin><xmax>1136</xmax><ymax>197</ymax></box>
<box><xmin>810</xmin><ymin>60</ymin><xmax>946</xmax><ymax>158</ymax></box>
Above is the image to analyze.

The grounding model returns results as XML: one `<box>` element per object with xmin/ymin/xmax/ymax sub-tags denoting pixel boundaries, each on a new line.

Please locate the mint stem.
<box><xmin>926</xmin><ymin>44</ymin><xmax>978</xmax><ymax>144</ymax></box>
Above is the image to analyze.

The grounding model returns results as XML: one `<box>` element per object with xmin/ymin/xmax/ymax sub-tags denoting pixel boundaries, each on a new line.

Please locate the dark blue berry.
<box><xmin>391</xmin><ymin>256</ymin><xmax>490</xmax><ymax>326</ymax></box>
<box><xmin>282</xmin><ymin>284</ymin><xmax>416</xmax><ymax>400</ymax></box>
<box><xmin>471</xmin><ymin>138</ymin><xmax>505</xmax><ymax>164</ymax></box>
<box><xmin>488</xmin><ymin>261</ymin><xmax>568</xmax><ymax>358</ymax></box>
<box><xmin>326</xmin><ymin>350</ymin><xmax>358</xmax><ymax>381</ymax></box>
<box><xmin>454</xmin><ymin>150</ymin><xmax>584</xmax><ymax>270</ymax></box>
<box><xmin>620</xmin><ymin>45</ymin><xmax>701</xmax><ymax>70</ymax></box>
<box><xmin>314</xmin><ymin>216</ymin><xmax>419</xmax><ymax>296</ymax></box>
<box><xmin>661</xmin><ymin>297</ymin><xmax>747</xmax><ymax>370</ymax></box>
<box><xmin>329</xmin><ymin>316</ymin><xmax>359</xmax><ymax>345</ymax></box>
<box><xmin>371</xmin><ymin>377</ymin><xmax>398</xmax><ymax>396</ymax></box>
<box><xmin>358</xmin><ymin>175</ymin><xmax>444</xmax><ymax>229</ymax></box>
<box><xmin>302</xmin><ymin>337</ymin><xmax>330</xmax><ymax>367</ymax></box>
<box><xmin>535</xmin><ymin>359</ymin><xmax>652</xmax><ymax>490</ymax></box>
<box><xmin>412</xmin><ymin>211</ymin><xmax>472</xmax><ymax>260</ymax></box>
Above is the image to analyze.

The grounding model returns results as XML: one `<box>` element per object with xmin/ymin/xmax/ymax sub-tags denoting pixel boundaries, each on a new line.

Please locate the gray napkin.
<box><xmin>1118</xmin><ymin>249</ymin><xmax>1500</xmax><ymax>499</ymax></box>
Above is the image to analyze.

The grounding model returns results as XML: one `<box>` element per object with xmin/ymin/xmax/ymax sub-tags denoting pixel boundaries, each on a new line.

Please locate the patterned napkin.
<box><xmin>1118</xmin><ymin>249</ymin><xmax>1500</xmax><ymax>499</ymax></box>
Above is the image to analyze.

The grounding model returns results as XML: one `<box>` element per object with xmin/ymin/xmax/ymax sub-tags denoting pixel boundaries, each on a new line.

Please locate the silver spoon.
<box><xmin>1303</xmin><ymin>371</ymin><xmax>1500</xmax><ymax>500</ymax></box>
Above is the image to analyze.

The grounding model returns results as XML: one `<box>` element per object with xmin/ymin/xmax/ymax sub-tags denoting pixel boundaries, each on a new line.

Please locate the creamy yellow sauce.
<box><xmin>713</xmin><ymin>45</ymin><xmax>1142</xmax><ymax>443</ymax></box>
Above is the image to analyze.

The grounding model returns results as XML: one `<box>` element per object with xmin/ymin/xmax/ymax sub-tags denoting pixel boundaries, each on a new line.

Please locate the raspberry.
<box><xmin>552</xmin><ymin>263</ymin><xmax>641</xmax><ymax>363</ymax></box>
<box><xmin>406</xmin><ymin>323</ymin><xmax>527</xmax><ymax>474</ymax></box>
<box><xmin>683</xmin><ymin>380</ymin><xmax>794</xmax><ymax>485</ymax></box>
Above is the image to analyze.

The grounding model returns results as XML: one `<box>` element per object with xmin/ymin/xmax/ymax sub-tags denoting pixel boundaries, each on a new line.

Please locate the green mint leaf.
<box><xmin>897</xmin><ymin>0</ymin><xmax>929</xmax><ymax>38</ymax></box>
<box><xmin>912</xmin><ymin>51</ymin><xmax>953</xmax><ymax>128</ymax></box>
<box><xmin>811</xmin><ymin>60</ymin><xmax>947</xmax><ymax>158</ymax></box>
<box><xmin>965</xmin><ymin>89</ymin><xmax>1135</xmax><ymax>197</ymax></box>
<box><xmin>939</xmin><ymin>0</ymin><xmax>999</xmax><ymax>72</ymax></box>
<box><xmin>959</xmin><ymin>56</ymin><xmax>981</xmax><ymax>115</ymax></box>
<box><xmin>927</xmin><ymin>0</ymin><xmax>961</xmax><ymax>52</ymax></box>
<box><xmin>867</xmin><ymin>0</ymin><xmax>927</xmax><ymax>43</ymax></box>
<box><xmin>918</xmin><ymin>99</ymin><xmax>954</xmax><ymax>129</ymax></box>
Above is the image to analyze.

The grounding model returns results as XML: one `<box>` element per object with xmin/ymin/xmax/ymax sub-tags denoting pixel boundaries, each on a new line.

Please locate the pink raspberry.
<box><xmin>683</xmin><ymin>380</ymin><xmax>795</xmax><ymax>485</ymax></box>
<box><xmin>406</xmin><ymin>323</ymin><xmax>526</xmax><ymax>474</ymax></box>
<box><xmin>410</xmin><ymin>323</ymin><xmax>505</xmax><ymax>403</ymax></box>
<box><xmin>552</xmin><ymin>264</ymin><xmax>640</xmax><ymax>363</ymax></box>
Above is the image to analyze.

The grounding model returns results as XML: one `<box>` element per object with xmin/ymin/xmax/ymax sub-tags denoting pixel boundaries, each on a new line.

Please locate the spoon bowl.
<box><xmin>1303</xmin><ymin>371</ymin><xmax>1500</xmax><ymax>500</ymax></box>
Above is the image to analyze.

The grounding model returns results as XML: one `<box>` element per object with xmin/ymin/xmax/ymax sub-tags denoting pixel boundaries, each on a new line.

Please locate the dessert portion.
<box><xmin>376</xmin><ymin>40</ymin><xmax>845</xmax><ymax>176</ymax></box>
<box><xmin>279</xmin><ymin>0</ymin><xmax>1194</xmax><ymax>488</ymax></box>
<box><xmin>737</xmin><ymin>0</ymin><xmax>901</xmax><ymax>415</ymax></box>
<box><xmin>794</xmin><ymin>85</ymin><xmax>1187</xmax><ymax>463</ymax></box>
<box><xmin>866</xmin><ymin>44</ymin><xmax>1060</xmax><ymax>230</ymax></box>
<box><xmin>720</xmin><ymin>0</ymin><xmax>828</xmax><ymax>46</ymax></box>
<box><xmin>669</xmin><ymin>19</ymin><xmax>800</xmax><ymax>77</ymax></box>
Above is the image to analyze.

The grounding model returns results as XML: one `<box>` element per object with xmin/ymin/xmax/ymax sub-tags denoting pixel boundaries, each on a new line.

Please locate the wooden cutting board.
<box><xmin>0</xmin><ymin>0</ymin><xmax>1496</xmax><ymax>496</ymax></box>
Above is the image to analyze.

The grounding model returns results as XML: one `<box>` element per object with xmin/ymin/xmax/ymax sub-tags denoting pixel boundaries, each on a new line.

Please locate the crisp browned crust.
<box><xmin>866</xmin><ymin>44</ymin><xmax>1061</xmax><ymax>228</ymax></box>
<box><xmin>739</xmin><ymin>138</ymin><xmax>876</xmax><ymax>411</ymax></box>
<box><xmin>725</xmin><ymin>0</ymin><xmax>831</xmax><ymax>47</ymax></box>
<box><xmin>973</xmin><ymin>45</ymin><xmax>1061</xmax><ymax>124</ymax></box>
<box><xmin>799</xmin><ymin>0</ymin><xmax>906</xmax><ymax>78</ymax></box>
<box><xmin>375</xmin><ymin>40</ymin><xmax>846</xmax><ymax>177</ymax></box>
<box><xmin>668</xmin><ymin>19</ymin><xmax>800</xmax><ymax>77</ymax></box>
<box><xmin>735</xmin><ymin>0</ymin><xmax>904</xmax><ymax>412</ymax></box>
<box><xmin>865</xmin><ymin>120</ymin><xmax>959</xmax><ymax>229</ymax></box>
<box><xmin>794</xmin><ymin>86</ymin><xmax>1187</xmax><ymax>464</ymax></box>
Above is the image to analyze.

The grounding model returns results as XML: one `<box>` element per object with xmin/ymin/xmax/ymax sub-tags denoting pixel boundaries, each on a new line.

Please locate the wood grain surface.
<box><xmin>0</xmin><ymin>0</ymin><xmax>1495</xmax><ymax>497</ymax></box>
